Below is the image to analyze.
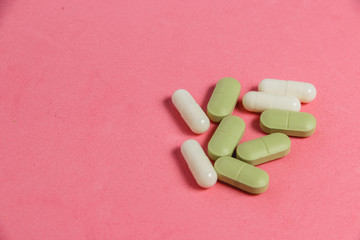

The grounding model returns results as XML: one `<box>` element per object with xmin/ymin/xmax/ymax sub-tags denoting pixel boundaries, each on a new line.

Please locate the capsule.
<box><xmin>242</xmin><ymin>91</ymin><xmax>301</xmax><ymax>113</ymax></box>
<box><xmin>214</xmin><ymin>156</ymin><xmax>269</xmax><ymax>194</ymax></box>
<box><xmin>260</xmin><ymin>109</ymin><xmax>316</xmax><ymax>137</ymax></box>
<box><xmin>258</xmin><ymin>79</ymin><xmax>316</xmax><ymax>103</ymax></box>
<box><xmin>236</xmin><ymin>133</ymin><xmax>291</xmax><ymax>165</ymax></box>
<box><xmin>172</xmin><ymin>89</ymin><xmax>210</xmax><ymax>134</ymax></box>
<box><xmin>181</xmin><ymin>139</ymin><xmax>217</xmax><ymax>188</ymax></box>
<box><xmin>207</xmin><ymin>77</ymin><xmax>241</xmax><ymax>122</ymax></box>
<box><xmin>207</xmin><ymin>116</ymin><xmax>245</xmax><ymax>161</ymax></box>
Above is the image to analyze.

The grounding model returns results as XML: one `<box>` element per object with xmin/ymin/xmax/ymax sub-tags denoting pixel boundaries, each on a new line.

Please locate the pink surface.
<box><xmin>1</xmin><ymin>0</ymin><xmax>360</xmax><ymax>239</ymax></box>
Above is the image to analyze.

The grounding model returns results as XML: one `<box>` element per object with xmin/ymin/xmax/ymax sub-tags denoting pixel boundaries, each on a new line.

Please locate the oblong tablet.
<box><xmin>236</xmin><ymin>133</ymin><xmax>291</xmax><ymax>165</ymax></box>
<box><xmin>260</xmin><ymin>109</ymin><xmax>316</xmax><ymax>137</ymax></box>
<box><xmin>258</xmin><ymin>79</ymin><xmax>316</xmax><ymax>103</ymax></box>
<box><xmin>207</xmin><ymin>77</ymin><xmax>241</xmax><ymax>122</ymax></box>
<box><xmin>172</xmin><ymin>89</ymin><xmax>210</xmax><ymax>134</ymax></box>
<box><xmin>181</xmin><ymin>139</ymin><xmax>217</xmax><ymax>188</ymax></box>
<box><xmin>214</xmin><ymin>156</ymin><xmax>269</xmax><ymax>194</ymax></box>
<box><xmin>207</xmin><ymin>116</ymin><xmax>245</xmax><ymax>161</ymax></box>
<box><xmin>242</xmin><ymin>91</ymin><xmax>301</xmax><ymax>113</ymax></box>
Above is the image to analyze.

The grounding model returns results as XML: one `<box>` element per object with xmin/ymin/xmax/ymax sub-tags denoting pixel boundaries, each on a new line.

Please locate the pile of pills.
<box><xmin>172</xmin><ymin>78</ymin><xmax>316</xmax><ymax>194</ymax></box>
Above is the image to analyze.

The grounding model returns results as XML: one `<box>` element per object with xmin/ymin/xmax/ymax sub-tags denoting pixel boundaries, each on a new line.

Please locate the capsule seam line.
<box><xmin>259</xmin><ymin>138</ymin><xmax>270</xmax><ymax>155</ymax></box>
<box><xmin>286</xmin><ymin>111</ymin><xmax>290</xmax><ymax>129</ymax></box>
<box><xmin>235</xmin><ymin>164</ymin><xmax>246</xmax><ymax>180</ymax></box>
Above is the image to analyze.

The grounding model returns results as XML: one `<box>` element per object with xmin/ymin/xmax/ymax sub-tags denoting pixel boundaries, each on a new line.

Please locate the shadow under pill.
<box><xmin>0</xmin><ymin>0</ymin><xmax>15</xmax><ymax>28</ymax></box>
<box><xmin>251</xmin><ymin>117</ymin><xmax>264</xmax><ymax>134</ymax></box>
<box><xmin>200</xmin><ymin>123</ymin><xmax>217</xmax><ymax>153</ymax></box>
<box><xmin>248</xmin><ymin>86</ymin><xmax>258</xmax><ymax>91</ymax></box>
<box><xmin>220</xmin><ymin>181</ymin><xmax>264</xmax><ymax>197</ymax></box>
<box><xmin>200</xmin><ymin>84</ymin><xmax>216</xmax><ymax>110</ymax></box>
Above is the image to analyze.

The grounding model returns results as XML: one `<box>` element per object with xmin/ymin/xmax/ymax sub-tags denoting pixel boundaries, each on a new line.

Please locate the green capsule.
<box><xmin>236</xmin><ymin>133</ymin><xmax>291</xmax><ymax>165</ymax></box>
<box><xmin>214</xmin><ymin>156</ymin><xmax>269</xmax><ymax>194</ymax></box>
<box><xmin>260</xmin><ymin>109</ymin><xmax>316</xmax><ymax>137</ymax></box>
<box><xmin>207</xmin><ymin>116</ymin><xmax>245</xmax><ymax>161</ymax></box>
<box><xmin>207</xmin><ymin>77</ymin><xmax>241</xmax><ymax>122</ymax></box>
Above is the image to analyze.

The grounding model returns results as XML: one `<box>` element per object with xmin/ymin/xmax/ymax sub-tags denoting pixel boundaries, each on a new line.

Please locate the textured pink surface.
<box><xmin>1</xmin><ymin>0</ymin><xmax>360</xmax><ymax>239</ymax></box>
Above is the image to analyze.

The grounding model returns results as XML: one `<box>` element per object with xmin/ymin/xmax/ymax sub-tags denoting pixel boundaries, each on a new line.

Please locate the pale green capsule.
<box><xmin>207</xmin><ymin>77</ymin><xmax>241</xmax><ymax>122</ymax></box>
<box><xmin>236</xmin><ymin>133</ymin><xmax>291</xmax><ymax>165</ymax></box>
<box><xmin>260</xmin><ymin>109</ymin><xmax>316</xmax><ymax>137</ymax></box>
<box><xmin>214</xmin><ymin>156</ymin><xmax>269</xmax><ymax>194</ymax></box>
<box><xmin>207</xmin><ymin>116</ymin><xmax>245</xmax><ymax>161</ymax></box>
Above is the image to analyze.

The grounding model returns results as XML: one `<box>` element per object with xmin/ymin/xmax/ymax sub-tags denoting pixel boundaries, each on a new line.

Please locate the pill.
<box><xmin>236</xmin><ymin>133</ymin><xmax>291</xmax><ymax>165</ymax></box>
<box><xmin>207</xmin><ymin>77</ymin><xmax>241</xmax><ymax>122</ymax></box>
<box><xmin>242</xmin><ymin>91</ymin><xmax>301</xmax><ymax>113</ymax></box>
<box><xmin>172</xmin><ymin>89</ymin><xmax>210</xmax><ymax>134</ymax></box>
<box><xmin>260</xmin><ymin>109</ymin><xmax>316</xmax><ymax>137</ymax></box>
<box><xmin>258</xmin><ymin>79</ymin><xmax>316</xmax><ymax>103</ymax></box>
<box><xmin>207</xmin><ymin>115</ymin><xmax>245</xmax><ymax>161</ymax></box>
<box><xmin>181</xmin><ymin>139</ymin><xmax>217</xmax><ymax>188</ymax></box>
<box><xmin>214</xmin><ymin>156</ymin><xmax>269</xmax><ymax>194</ymax></box>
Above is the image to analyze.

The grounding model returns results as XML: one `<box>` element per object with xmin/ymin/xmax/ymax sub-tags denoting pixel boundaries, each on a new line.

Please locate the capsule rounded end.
<box><xmin>171</xmin><ymin>89</ymin><xmax>188</xmax><ymax>106</ymax></box>
<box><xmin>197</xmin><ymin>171</ymin><xmax>218</xmax><ymax>188</ymax></box>
<box><xmin>242</xmin><ymin>91</ymin><xmax>257</xmax><ymax>112</ymax></box>
<box><xmin>181</xmin><ymin>139</ymin><xmax>197</xmax><ymax>153</ymax></box>
<box><xmin>190</xmin><ymin>116</ymin><xmax>210</xmax><ymax>134</ymax></box>
<box><xmin>206</xmin><ymin>108</ymin><xmax>227</xmax><ymax>123</ymax></box>
<box><xmin>258</xmin><ymin>79</ymin><xmax>271</xmax><ymax>92</ymax></box>
<box><xmin>302</xmin><ymin>84</ymin><xmax>316</xmax><ymax>103</ymax></box>
<box><xmin>291</xmin><ymin>97</ymin><xmax>301</xmax><ymax>111</ymax></box>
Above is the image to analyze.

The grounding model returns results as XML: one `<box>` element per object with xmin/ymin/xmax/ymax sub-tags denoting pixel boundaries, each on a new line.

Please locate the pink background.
<box><xmin>1</xmin><ymin>0</ymin><xmax>360</xmax><ymax>239</ymax></box>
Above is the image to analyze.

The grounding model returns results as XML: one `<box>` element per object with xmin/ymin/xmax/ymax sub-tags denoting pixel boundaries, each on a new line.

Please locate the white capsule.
<box><xmin>181</xmin><ymin>139</ymin><xmax>217</xmax><ymax>188</ymax></box>
<box><xmin>172</xmin><ymin>89</ymin><xmax>210</xmax><ymax>134</ymax></box>
<box><xmin>242</xmin><ymin>91</ymin><xmax>301</xmax><ymax>113</ymax></box>
<box><xmin>258</xmin><ymin>79</ymin><xmax>316</xmax><ymax>103</ymax></box>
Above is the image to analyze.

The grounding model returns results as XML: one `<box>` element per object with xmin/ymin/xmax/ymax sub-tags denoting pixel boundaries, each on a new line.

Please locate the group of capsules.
<box><xmin>172</xmin><ymin>78</ymin><xmax>316</xmax><ymax>194</ymax></box>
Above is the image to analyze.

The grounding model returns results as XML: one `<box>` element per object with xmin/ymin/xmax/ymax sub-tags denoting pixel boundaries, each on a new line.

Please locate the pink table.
<box><xmin>1</xmin><ymin>0</ymin><xmax>360</xmax><ymax>239</ymax></box>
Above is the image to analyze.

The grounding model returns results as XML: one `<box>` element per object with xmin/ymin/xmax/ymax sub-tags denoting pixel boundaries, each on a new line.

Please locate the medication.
<box><xmin>242</xmin><ymin>91</ymin><xmax>301</xmax><ymax>113</ymax></box>
<box><xmin>258</xmin><ymin>79</ymin><xmax>316</xmax><ymax>103</ymax></box>
<box><xmin>236</xmin><ymin>133</ymin><xmax>291</xmax><ymax>165</ymax></box>
<box><xmin>207</xmin><ymin>116</ymin><xmax>245</xmax><ymax>161</ymax></box>
<box><xmin>260</xmin><ymin>109</ymin><xmax>316</xmax><ymax>137</ymax></box>
<box><xmin>181</xmin><ymin>139</ymin><xmax>217</xmax><ymax>188</ymax></box>
<box><xmin>214</xmin><ymin>156</ymin><xmax>269</xmax><ymax>194</ymax></box>
<box><xmin>172</xmin><ymin>89</ymin><xmax>210</xmax><ymax>134</ymax></box>
<box><xmin>207</xmin><ymin>77</ymin><xmax>241</xmax><ymax>122</ymax></box>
